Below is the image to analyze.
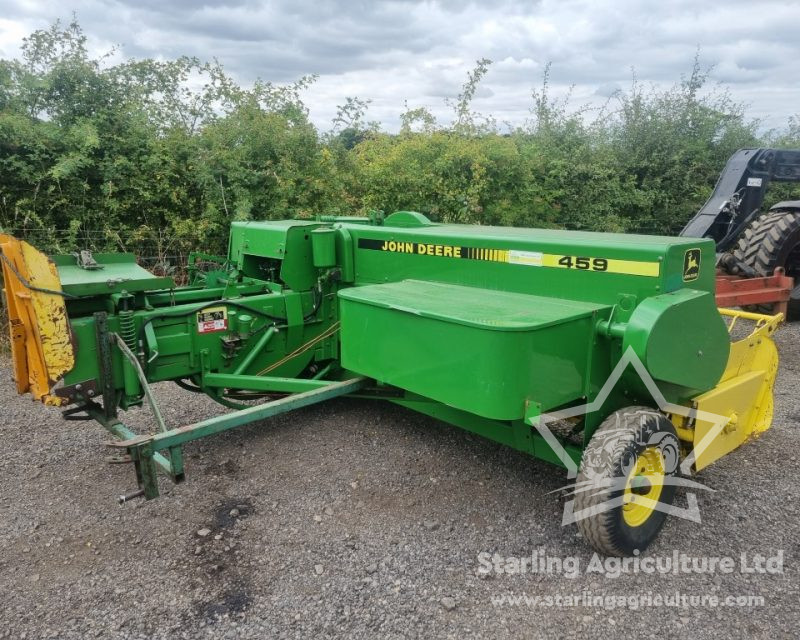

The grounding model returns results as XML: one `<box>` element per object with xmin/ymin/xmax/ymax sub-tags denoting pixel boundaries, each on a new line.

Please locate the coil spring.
<box><xmin>119</xmin><ymin>309</ymin><xmax>136</xmax><ymax>350</ymax></box>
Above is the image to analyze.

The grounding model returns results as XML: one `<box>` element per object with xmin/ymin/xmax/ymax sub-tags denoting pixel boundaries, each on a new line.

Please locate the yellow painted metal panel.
<box><xmin>693</xmin><ymin>371</ymin><xmax>768</xmax><ymax>470</ymax></box>
<box><xmin>540</xmin><ymin>253</ymin><xmax>660</xmax><ymax>277</ymax></box>
<box><xmin>682</xmin><ymin>308</ymin><xmax>781</xmax><ymax>471</ymax></box>
<box><xmin>0</xmin><ymin>234</ymin><xmax>75</xmax><ymax>404</ymax></box>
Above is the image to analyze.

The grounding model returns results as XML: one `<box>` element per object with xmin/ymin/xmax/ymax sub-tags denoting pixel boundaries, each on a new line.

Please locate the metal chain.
<box><xmin>0</xmin><ymin>249</ymin><xmax>77</xmax><ymax>299</ymax></box>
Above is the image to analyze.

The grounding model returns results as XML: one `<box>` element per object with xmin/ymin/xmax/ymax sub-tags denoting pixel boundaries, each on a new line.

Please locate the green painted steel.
<box><xmin>203</xmin><ymin>372</ymin><xmax>332</xmax><ymax>393</ymax></box>
<box><xmin>392</xmin><ymin>394</ymin><xmax>584</xmax><ymax>468</ymax></box>
<box><xmin>622</xmin><ymin>288</ymin><xmax>730</xmax><ymax>395</ymax></box>
<box><xmin>136</xmin><ymin>376</ymin><xmax>367</xmax><ymax>452</ymax></box>
<box><xmin>339</xmin><ymin>279</ymin><xmax>608</xmax><ymax>420</ymax></box>
<box><xmin>4</xmin><ymin>210</ymin><xmax>731</xmax><ymax>498</ymax></box>
<box><xmin>341</xmin><ymin>220</ymin><xmax>716</xmax><ymax>309</ymax></box>
<box><xmin>311</xmin><ymin>228</ymin><xmax>337</xmax><ymax>268</ymax></box>
<box><xmin>52</xmin><ymin>253</ymin><xmax>175</xmax><ymax>296</ymax></box>
<box><xmin>92</xmin><ymin>377</ymin><xmax>366</xmax><ymax>499</ymax></box>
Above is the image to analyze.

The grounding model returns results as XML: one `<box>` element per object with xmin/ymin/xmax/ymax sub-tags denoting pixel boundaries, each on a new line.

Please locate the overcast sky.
<box><xmin>1</xmin><ymin>0</ymin><xmax>799</xmax><ymax>131</ymax></box>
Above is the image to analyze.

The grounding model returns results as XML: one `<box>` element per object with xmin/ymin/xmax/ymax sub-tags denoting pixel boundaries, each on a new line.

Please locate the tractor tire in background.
<box><xmin>732</xmin><ymin>208</ymin><xmax>800</xmax><ymax>320</ymax></box>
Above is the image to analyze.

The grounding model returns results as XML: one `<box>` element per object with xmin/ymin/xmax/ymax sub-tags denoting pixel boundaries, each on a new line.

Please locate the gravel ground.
<box><xmin>0</xmin><ymin>320</ymin><xmax>798</xmax><ymax>639</ymax></box>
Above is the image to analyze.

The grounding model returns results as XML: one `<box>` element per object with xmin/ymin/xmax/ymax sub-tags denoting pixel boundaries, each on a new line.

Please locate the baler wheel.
<box><xmin>574</xmin><ymin>407</ymin><xmax>680</xmax><ymax>556</ymax></box>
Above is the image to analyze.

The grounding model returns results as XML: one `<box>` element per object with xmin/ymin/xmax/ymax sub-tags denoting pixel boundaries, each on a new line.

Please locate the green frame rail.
<box><xmin>87</xmin><ymin>376</ymin><xmax>367</xmax><ymax>500</ymax></box>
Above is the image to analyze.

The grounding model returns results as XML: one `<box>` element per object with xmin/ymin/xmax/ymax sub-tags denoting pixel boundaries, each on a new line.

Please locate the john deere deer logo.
<box><xmin>683</xmin><ymin>249</ymin><xmax>701</xmax><ymax>281</ymax></box>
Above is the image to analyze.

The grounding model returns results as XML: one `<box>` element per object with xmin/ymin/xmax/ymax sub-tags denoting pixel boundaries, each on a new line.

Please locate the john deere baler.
<box><xmin>0</xmin><ymin>211</ymin><xmax>782</xmax><ymax>555</ymax></box>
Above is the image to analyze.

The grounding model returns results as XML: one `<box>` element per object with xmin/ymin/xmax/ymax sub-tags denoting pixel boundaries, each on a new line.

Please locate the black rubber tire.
<box><xmin>732</xmin><ymin>209</ymin><xmax>800</xmax><ymax>319</ymax></box>
<box><xmin>575</xmin><ymin>407</ymin><xmax>680</xmax><ymax>556</ymax></box>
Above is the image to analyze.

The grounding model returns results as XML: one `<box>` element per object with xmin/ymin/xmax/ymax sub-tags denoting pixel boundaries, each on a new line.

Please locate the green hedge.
<box><xmin>0</xmin><ymin>21</ymin><xmax>796</xmax><ymax>266</ymax></box>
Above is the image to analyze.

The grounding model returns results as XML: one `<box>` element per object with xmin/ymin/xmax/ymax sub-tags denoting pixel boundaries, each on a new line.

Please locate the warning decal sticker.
<box><xmin>197</xmin><ymin>306</ymin><xmax>228</xmax><ymax>334</ymax></box>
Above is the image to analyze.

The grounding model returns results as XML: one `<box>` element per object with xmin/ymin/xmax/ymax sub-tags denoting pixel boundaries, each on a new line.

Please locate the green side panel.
<box><xmin>623</xmin><ymin>288</ymin><xmax>730</xmax><ymax>395</ymax></box>
<box><xmin>339</xmin><ymin>221</ymin><xmax>716</xmax><ymax>319</ymax></box>
<box><xmin>339</xmin><ymin>279</ymin><xmax>611</xmax><ymax>420</ymax></box>
<box><xmin>60</xmin><ymin>289</ymin><xmax>336</xmax><ymax>394</ymax></box>
<box><xmin>229</xmin><ymin>220</ymin><xmax>320</xmax><ymax>291</ymax></box>
<box><xmin>52</xmin><ymin>253</ymin><xmax>175</xmax><ymax>296</ymax></box>
<box><xmin>310</xmin><ymin>228</ymin><xmax>336</xmax><ymax>267</ymax></box>
<box><xmin>391</xmin><ymin>394</ymin><xmax>583</xmax><ymax>468</ymax></box>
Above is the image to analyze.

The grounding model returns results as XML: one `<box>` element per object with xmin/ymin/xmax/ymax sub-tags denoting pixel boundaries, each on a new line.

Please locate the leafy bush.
<box><xmin>0</xmin><ymin>19</ymin><xmax>796</xmax><ymax>265</ymax></box>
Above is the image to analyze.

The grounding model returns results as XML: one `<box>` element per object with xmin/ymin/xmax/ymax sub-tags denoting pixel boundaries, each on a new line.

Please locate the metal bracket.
<box><xmin>113</xmin><ymin>333</ymin><xmax>169</xmax><ymax>433</ymax></box>
<box><xmin>94</xmin><ymin>312</ymin><xmax>118</xmax><ymax>420</ymax></box>
<box><xmin>61</xmin><ymin>405</ymin><xmax>94</xmax><ymax>421</ymax></box>
<box><xmin>54</xmin><ymin>379</ymin><xmax>99</xmax><ymax>404</ymax></box>
<box><xmin>74</xmin><ymin>250</ymin><xmax>103</xmax><ymax>270</ymax></box>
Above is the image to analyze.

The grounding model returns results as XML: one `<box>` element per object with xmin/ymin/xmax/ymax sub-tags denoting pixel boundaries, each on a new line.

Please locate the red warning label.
<box><xmin>197</xmin><ymin>306</ymin><xmax>228</xmax><ymax>333</ymax></box>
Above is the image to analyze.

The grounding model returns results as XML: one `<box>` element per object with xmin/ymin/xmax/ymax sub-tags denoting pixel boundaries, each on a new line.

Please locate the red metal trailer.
<box><xmin>715</xmin><ymin>267</ymin><xmax>794</xmax><ymax>316</ymax></box>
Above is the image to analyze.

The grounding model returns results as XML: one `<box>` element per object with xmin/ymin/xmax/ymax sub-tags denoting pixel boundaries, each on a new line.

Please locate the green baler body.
<box><xmin>339</xmin><ymin>280</ymin><xmax>605</xmax><ymax>420</ymax></box>
<box><xmin>327</xmin><ymin>213</ymin><xmax>727</xmax><ymax>425</ymax></box>
<box><xmin>11</xmin><ymin>210</ymin><xmax>729</xmax><ymax>497</ymax></box>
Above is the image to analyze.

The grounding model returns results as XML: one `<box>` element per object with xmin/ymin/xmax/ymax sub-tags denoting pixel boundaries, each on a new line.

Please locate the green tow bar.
<box><xmin>99</xmin><ymin>376</ymin><xmax>367</xmax><ymax>500</ymax></box>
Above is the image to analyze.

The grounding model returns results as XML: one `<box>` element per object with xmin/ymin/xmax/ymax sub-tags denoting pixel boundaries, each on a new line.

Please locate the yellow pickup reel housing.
<box><xmin>671</xmin><ymin>308</ymin><xmax>781</xmax><ymax>471</ymax></box>
<box><xmin>0</xmin><ymin>234</ymin><xmax>75</xmax><ymax>405</ymax></box>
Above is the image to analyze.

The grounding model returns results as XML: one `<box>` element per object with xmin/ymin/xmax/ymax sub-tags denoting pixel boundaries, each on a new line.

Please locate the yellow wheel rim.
<box><xmin>622</xmin><ymin>446</ymin><xmax>665</xmax><ymax>527</ymax></box>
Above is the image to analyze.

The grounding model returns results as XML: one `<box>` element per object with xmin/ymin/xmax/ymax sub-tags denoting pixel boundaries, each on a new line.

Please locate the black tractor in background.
<box><xmin>681</xmin><ymin>148</ymin><xmax>800</xmax><ymax>318</ymax></box>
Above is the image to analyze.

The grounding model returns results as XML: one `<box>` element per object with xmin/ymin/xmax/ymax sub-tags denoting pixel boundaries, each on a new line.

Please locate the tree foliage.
<box><xmin>0</xmin><ymin>19</ymin><xmax>794</xmax><ymax>269</ymax></box>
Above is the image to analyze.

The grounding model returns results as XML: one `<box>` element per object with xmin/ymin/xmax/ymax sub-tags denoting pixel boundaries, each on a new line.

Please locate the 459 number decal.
<box><xmin>556</xmin><ymin>255</ymin><xmax>608</xmax><ymax>271</ymax></box>
<box><xmin>550</xmin><ymin>253</ymin><xmax>658</xmax><ymax>277</ymax></box>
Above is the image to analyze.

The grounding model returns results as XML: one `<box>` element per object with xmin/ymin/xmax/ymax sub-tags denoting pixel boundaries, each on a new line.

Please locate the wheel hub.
<box><xmin>622</xmin><ymin>447</ymin><xmax>666</xmax><ymax>527</ymax></box>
